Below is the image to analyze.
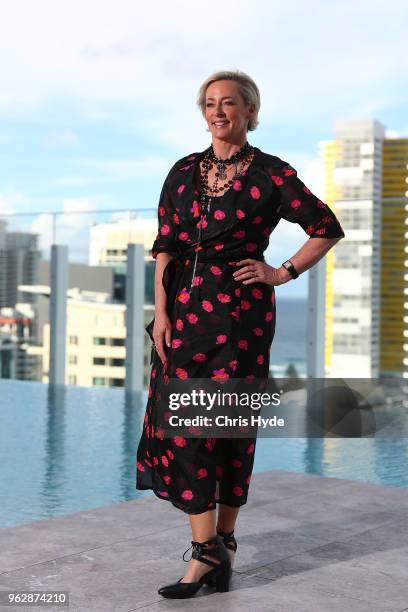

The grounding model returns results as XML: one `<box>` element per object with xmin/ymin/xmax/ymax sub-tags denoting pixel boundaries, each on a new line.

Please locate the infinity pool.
<box><xmin>1</xmin><ymin>379</ymin><xmax>407</xmax><ymax>528</ymax></box>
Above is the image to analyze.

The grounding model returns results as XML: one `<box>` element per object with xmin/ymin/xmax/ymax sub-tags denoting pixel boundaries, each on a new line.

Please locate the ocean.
<box><xmin>271</xmin><ymin>296</ymin><xmax>307</xmax><ymax>377</ymax></box>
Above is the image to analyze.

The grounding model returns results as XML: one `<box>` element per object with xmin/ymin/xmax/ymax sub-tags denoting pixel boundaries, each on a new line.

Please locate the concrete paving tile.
<box><xmin>128</xmin><ymin>575</ymin><xmax>402</xmax><ymax>612</ymax></box>
<box><xmin>341</xmin><ymin>546</ymin><xmax>408</xmax><ymax>581</ymax></box>
<box><xmin>238</xmin><ymin>542</ymin><xmax>408</xmax><ymax>610</ymax></box>
<box><xmin>245</xmin><ymin>470</ymin><xmax>351</xmax><ymax>509</ymax></box>
<box><xmin>0</xmin><ymin>525</ymin><xmax>233</xmax><ymax>611</ymax></box>
<box><xmin>304</xmin><ymin>479</ymin><xmax>408</xmax><ymax>512</ymax></box>
<box><xmin>227</xmin><ymin>529</ymin><xmax>330</xmax><ymax>573</ymax></box>
<box><xmin>238</xmin><ymin>504</ymin><xmax>363</xmax><ymax>543</ymax></box>
<box><xmin>0</xmin><ymin>545</ymin><xmax>182</xmax><ymax>611</ymax></box>
<box><xmin>336</xmin><ymin>517</ymin><xmax>408</xmax><ymax>554</ymax></box>
<box><xmin>2</xmin><ymin>469</ymin><xmax>408</xmax><ymax>612</ymax></box>
<box><xmin>0</xmin><ymin>497</ymin><xmax>185</xmax><ymax>573</ymax></box>
<box><xmin>294</xmin><ymin>557</ymin><xmax>408</xmax><ymax>610</ymax></box>
<box><xmin>238</xmin><ymin>540</ymin><xmax>368</xmax><ymax>580</ymax></box>
<box><xmin>244</xmin><ymin>491</ymin><xmax>401</xmax><ymax>541</ymax></box>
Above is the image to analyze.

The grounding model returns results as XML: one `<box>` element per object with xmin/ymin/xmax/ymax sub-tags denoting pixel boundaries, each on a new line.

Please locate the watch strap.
<box><xmin>282</xmin><ymin>259</ymin><xmax>299</xmax><ymax>279</ymax></box>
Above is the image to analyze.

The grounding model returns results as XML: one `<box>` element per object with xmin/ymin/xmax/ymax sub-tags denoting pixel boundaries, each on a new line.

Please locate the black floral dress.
<box><xmin>136</xmin><ymin>145</ymin><xmax>345</xmax><ymax>514</ymax></box>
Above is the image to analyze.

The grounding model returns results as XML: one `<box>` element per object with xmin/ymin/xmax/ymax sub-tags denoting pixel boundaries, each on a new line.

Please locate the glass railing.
<box><xmin>0</xmin><ymin>208</ymin><xmax>158</xmax><ymax>389</ymax></box>
<box><xmin>2</xmin><ymin>208</ymin><xmax>393</xmax><ymax>388</ymax></box>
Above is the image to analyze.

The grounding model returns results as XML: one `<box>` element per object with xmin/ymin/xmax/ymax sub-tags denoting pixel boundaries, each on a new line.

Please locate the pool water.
<box><xmin>1</xmin><ymin>379</ymin><xmax>407</xmax><ymax>528</ymax></box>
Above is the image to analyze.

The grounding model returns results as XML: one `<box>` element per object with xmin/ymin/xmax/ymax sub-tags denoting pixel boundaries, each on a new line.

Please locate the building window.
<box><xmin>68</xmin><ymin>375</ymin><xmax>77</xmax><ymax>385</ymax></box>
<box><xmin>68</xmin><ymin>354</ymin><xmax>78</xmax><ymax>365</ymax></box>
<box><xmin>93</xmin><ymin>357</ymin><xmax>106</xmax><ymax>365</ymax></box>
<box><xmin>112</xmin><ymin>338</ymin><xmax>125</xmax><ymax>346</ymax></box>
<box><xmin>109</xmin><ymin>378</ymin><xmax>124</xmax><ymax>388</ymax></box>
<box><xmin>111</xmin><ymin>358</ymin><xmax>125</xmax><ymax>367</ymax></box>
<box><xmin>93</xmin><ymin>377</ymin><xmax>106</xmax><ymax>386</ymax></box>
<box><xmin>69</xmin><ymin>335</ymin><xmax>78</xmax><ymax>345</ymax></box>
<box><xmin>93</xmin><ymin>337</ymin><xmax>107</xmax><ymax>345</ymax></box>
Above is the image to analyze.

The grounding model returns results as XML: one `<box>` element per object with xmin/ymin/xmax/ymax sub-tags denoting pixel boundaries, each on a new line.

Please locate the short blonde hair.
<box><xmin>197</xmin><ymin>70</ymin><xmax>261</xmax><ymax>132</ymax></box>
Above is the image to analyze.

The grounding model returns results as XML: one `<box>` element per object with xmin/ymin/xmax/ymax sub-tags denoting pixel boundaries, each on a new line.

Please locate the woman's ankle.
<box><xmin>217</xmin><ymin>526</ymin><xmax>235</xmax><ymax>535</ymax></box>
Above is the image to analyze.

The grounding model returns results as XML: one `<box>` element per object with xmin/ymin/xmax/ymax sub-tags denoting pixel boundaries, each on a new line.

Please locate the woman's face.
<box><xmin>204</xmin><ymin>79</ymin><xmax>255</xmax><ymax>142</ymax></box>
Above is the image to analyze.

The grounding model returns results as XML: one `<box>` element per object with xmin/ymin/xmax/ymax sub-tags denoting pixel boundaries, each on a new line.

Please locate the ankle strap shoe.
<box><xmin>158</xmin><ymin>534</ymin><xmax>231</xmax><ymax>599</ymax></box>
<box><xmin>217</xmin><ymin>528</ymin><xmax>238</xmax><ymax>553</ymax></box>
<box><xmin>203</xmin><ymin>529</ymin><xmax>237</xmax><ymax>586</ymax></box>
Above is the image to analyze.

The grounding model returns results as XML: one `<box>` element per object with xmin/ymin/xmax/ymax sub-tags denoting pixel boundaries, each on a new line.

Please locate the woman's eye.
<box><xmin>206</xmin><ymin>101</ymin><xmax>234</xmax><ymax>107</ymax></box>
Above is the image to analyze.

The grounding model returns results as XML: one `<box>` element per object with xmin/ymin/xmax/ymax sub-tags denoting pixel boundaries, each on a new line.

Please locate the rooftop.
<box><xmin>1</xmin><ymin>469</ymin><xmax>408</xmax><ymax>611</ymax></box>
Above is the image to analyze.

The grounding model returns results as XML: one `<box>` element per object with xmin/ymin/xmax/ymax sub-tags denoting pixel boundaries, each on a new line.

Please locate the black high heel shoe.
<box><xmin>158</xmin><ymin>534</ymin><xmax>231</xmax><ymax>599</ymax></box>
<box><xmin>203</xmin><ymin>529</ymin><xmax>237</xmax><ymax>586</ymax></box>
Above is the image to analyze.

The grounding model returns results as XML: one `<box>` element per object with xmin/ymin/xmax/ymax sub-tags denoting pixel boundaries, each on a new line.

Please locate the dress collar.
<box><xmin>185</xmin><ymin>145</ymin><xmax>262</xmax><ymax>195</ymax></box>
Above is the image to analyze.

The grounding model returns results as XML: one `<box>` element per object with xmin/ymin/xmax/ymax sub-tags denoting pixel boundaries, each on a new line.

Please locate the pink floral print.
<box><xmin>137</xmin><ymin>146</ymin><xmax>345</xmax><ymax>513</ymax></box>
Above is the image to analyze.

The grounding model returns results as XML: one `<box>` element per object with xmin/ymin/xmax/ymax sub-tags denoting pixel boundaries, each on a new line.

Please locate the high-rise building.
<box><xmin>0</xmin><ymin>305</ymin><xmax>40</xmax><ymax>380</ymax></box>
<box><xmin>0</xmin><ymin>222</ymin><xmax>40</xmax><ymax>311</ymax></box>
<box><xmin>381</xmin><ymin>138</ymin><xmax>408</xmax><ymax>378</ymax></box>
<box><xmin>19</xmin><ymin>285</ymin><xmax>155</xmax><ymax>389</ymax></box>
<box><xmin>89</xmin><ymin>216</ymin><xmax>157</xmax><ymax>303</ymax></box>
<box><xmin>319</xmin><ymin>119</ymin><xmax>408</xmax><ymax>378</ymax></box>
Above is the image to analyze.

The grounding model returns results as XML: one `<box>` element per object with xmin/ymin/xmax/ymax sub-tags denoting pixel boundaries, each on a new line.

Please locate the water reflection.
<box><xmin>0</xmin><ymin>378</ymin><xmax>407</xmax><ymax>529</ymax></box>
<box><xmin>119</xmin><ymin>390</ymin><xmax>146</xmax><ymax>500</ymax></box>
<box><xmin>42</xmin><ymin>384</ymin><xmax>68</xmax><ymax>515</ymax></box>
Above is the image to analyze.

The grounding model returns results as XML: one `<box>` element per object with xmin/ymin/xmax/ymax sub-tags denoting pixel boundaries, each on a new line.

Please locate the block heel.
<box><xmin>215</xmin><ymin>565</ymin><xmax>231</xmax><ymax>592</ymax></box>
<box><xmin>158</xmin><ymin>534</ymin><xmax>231</xmax><ymax>599</ymax></box>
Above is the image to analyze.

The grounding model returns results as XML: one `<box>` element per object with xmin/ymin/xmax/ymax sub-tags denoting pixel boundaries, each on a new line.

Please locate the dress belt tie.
<box><xmin>178</xmin><ymin>250</ymin><xmax>265</xmax><ymax>295</ymax></box>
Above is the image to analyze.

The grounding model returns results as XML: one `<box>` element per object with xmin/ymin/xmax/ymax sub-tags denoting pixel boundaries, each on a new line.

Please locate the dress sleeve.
<box><xmin>150</xmin><ymin>170</ymin><xmax>180</xmax><ymax>259</ymax></box>
<box><xmin>271</xmin><ymin>162</ymin><xmax>345</xmax><ymax>239</ymax></box>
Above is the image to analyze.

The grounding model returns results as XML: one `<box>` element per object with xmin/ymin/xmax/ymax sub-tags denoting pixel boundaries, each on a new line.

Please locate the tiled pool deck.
<box><xmin>1</xmin><ymin>469</ymin><xmax>408</xmax><ymax>611</ymax></box>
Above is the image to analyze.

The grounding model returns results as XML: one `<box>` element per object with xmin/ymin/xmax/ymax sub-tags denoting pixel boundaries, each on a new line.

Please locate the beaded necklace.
<box><xmin>187</xmin><ymin>141</ymin><xmax>254</xmax><ymax>295</ymax></box>
<box><xmin>199</xmin><ymin>140</ymin><xmax>253</xmax><ymax>211</ymax></box>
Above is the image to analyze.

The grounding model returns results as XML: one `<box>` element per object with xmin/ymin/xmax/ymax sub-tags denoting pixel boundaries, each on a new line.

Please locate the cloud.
<box><xmin>0</xmin><ymin>0</ymin><xmax>406</xmax><ymax>150</ymax></box>
<box><xmin>0</xmin><ymin>0</ymin><xmax>405</xmax><ymax>273</ymax></box>
<box><xmin>43</xmin><ymin>129</ymin><xmax>79</xmax><ymax>149</ymax></box>
<box><xmin>0</xmin><ymin>189</ymin><xmax>31</xmax><ymax>216</ymax></box>
<box><xmin>385</xmin><ymin>129</ymin><xmax>401</xmax><ymax>138</ymax></box>
<box><xmin>51</xmin><ymin>155</ymin><xmax>172</xmax><ymax>187</ymax></box>
<box><xmin>29</xmin><ymin>197</ymin><xmax>97</xmax><ymax>259</ymax></box>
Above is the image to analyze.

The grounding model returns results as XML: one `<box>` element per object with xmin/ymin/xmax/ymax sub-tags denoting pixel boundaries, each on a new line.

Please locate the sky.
<box><xmin>0</xmin><ymin>0</ymin><xmax>407</xmax><ymax>297</ymax></box>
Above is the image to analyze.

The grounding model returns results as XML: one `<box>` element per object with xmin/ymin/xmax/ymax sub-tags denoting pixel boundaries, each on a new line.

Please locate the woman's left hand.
<box><xmin>232</xmin><ymin>258</ymin><xmax>291</xmax><ymax>286</ymax></box>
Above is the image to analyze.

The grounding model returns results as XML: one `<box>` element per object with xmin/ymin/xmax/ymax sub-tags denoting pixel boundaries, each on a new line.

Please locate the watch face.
<box><xmin>283</xmin><ymin>261</ymin><xmax>297</xmax><ymax>278</ymax></box>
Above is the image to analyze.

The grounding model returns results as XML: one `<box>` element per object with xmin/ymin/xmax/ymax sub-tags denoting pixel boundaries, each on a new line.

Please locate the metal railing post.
<box><xmin>125</xmin><ymin>243</ymin><xmax>145</xmax><ymax>392</ymax></box>
<box><xmin>49</xmin><ymin>244</ymin><xmax>68</xmax><ymax>386</ymax></box>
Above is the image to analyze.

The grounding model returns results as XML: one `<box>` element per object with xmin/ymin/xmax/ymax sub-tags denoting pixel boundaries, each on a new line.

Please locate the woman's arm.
<box><xmin>234</xmin><ymin>160</ymin><xmax>345</xmax><ymax>286</ymax></box>
<box><xmin>152</xmin><ymin>252</ymin><xmax>173</xmax><ymax>364</ymax></box>
<box><xmin>154</xmin><ymin>252</ymin><xmax>173</xmax><ymax>314</ymax></box>
<box><xmin>149</xmin><ymin>169</ymin><xmax>180</xmax><ymax>364</ymax></box>
<box><xmin>271</xmin><ymin>160</ymin><xmax>345</xmax><ymax>283</ymax></box>
<box><xmin>277</xmin><ymin>236</ymin><xmax>342</xmax><ymax>284</ymax></box>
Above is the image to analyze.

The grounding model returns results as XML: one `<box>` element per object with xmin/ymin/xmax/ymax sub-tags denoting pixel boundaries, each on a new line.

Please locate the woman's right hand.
<box><xmin>153</xmin><ymin>311</ymin><xmax>172</xmax><ymax>366</ymax></box>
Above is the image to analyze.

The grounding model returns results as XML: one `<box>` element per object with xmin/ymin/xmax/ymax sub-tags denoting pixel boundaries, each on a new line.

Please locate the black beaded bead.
<box><xmin>197</xmin><ymin>143</ymin><xmax>254</xmax><ymax>201</ymax></box>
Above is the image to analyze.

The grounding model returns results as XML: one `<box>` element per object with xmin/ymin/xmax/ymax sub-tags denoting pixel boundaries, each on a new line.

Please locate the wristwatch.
<box><xmin>281</xmin><ymin>259</ymin><xmax>299</xmax><ymax>279</ymax></box>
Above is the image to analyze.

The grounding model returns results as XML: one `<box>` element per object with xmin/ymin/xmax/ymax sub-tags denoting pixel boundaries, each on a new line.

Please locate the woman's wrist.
<box><xmin>277</xmin><ymin>265</ymin><xmax>293</xmax><ymax>284</ymax></box>
<box><xmin>155</xmin><ymin>305</ymin><xmax>168</xmax><ymax>318</ymax></box>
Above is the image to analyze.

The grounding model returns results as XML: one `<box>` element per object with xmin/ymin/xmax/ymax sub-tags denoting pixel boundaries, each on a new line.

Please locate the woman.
<box><xmin>136</xmin><ymin>70</ymin><xmax>345</xmax><ymax>599</ymax></box>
